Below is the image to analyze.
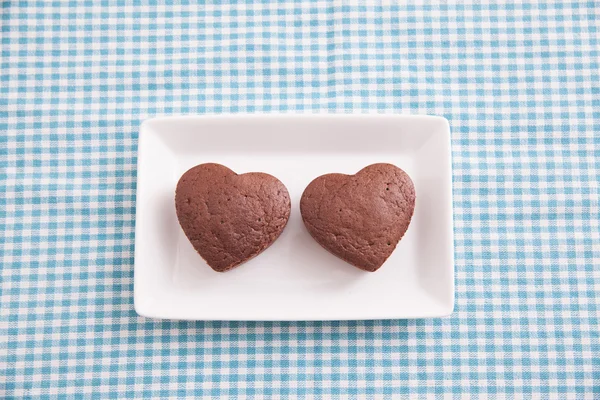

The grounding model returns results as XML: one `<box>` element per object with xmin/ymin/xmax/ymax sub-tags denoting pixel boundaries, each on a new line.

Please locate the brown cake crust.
<box><xmin>300</xmin><ymin>163</ymin><xmax>415</xmax><ymax>272</ymax></box>
<box><xmin>175</xmin><ymin>163</ymin><xmax>291</xmax><ymax>272</ymax></box>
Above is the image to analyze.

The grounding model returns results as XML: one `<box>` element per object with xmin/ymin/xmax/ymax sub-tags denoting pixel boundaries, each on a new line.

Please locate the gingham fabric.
<box><xmin>1</xmin><ymin>1</ymin><xmax>599</xmax><ymax>398</ymax></box>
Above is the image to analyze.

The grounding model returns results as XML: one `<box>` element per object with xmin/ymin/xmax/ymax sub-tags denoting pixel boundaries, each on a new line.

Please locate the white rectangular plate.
<box><xmin>135</xmin><ymin>115</ymin><xmax>454</xmax><ymax>320</ymax></box>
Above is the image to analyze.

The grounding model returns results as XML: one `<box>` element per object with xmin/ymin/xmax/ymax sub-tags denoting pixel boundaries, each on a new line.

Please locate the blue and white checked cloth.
<box><xmin>2</xmin><ymin>1</ymin><xmax>599</xmax><ymax>398</ymax></box>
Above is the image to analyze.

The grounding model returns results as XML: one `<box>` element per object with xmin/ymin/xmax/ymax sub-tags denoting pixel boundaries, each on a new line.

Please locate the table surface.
<box><xmin>2</xmin><ymin>1</ymin><xmax>599</xmax><ymax>399</ymax></box>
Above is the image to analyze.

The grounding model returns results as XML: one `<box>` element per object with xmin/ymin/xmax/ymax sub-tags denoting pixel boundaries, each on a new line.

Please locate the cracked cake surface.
<box><xmin>175</xmin><ymin>163</ymin><xmax>291</xmax><ymax>272</ymax></box>
<box><xmin>300</xmin><ymin>163</ymin><xmax>415</xmax><ymax>272</ymax></box>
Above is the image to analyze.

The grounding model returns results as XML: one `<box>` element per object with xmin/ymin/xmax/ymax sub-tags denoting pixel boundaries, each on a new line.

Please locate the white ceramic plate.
<box><xmin>134</xmin><ymin>115</ymin><xmax>454</xmax><ymax>320</ymax></box>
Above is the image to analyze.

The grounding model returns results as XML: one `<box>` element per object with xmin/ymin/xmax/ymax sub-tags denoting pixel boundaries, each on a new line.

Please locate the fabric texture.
<box><xmin>1</xmin><ymin>1</ymin><xmax>599</xmax><ymax>398</ymax></box>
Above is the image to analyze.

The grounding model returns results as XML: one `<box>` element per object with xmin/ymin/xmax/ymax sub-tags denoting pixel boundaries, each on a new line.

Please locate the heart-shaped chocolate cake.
<box><xmin>300</xmin><ymin>163</ymin><xmax>415</xmax><ymax>272</ymax></box>
<box><xmin>175</xmin><ymin>163</ymin><xmax>291</xmax><ymax>272</ymax></box>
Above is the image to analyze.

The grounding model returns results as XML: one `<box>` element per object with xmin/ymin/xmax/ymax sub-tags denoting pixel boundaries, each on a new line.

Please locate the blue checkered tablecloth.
<box><xmin>2</xmin><ymin>1</ymin><xmax>599</xmax><ymax>398</ymax></box>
